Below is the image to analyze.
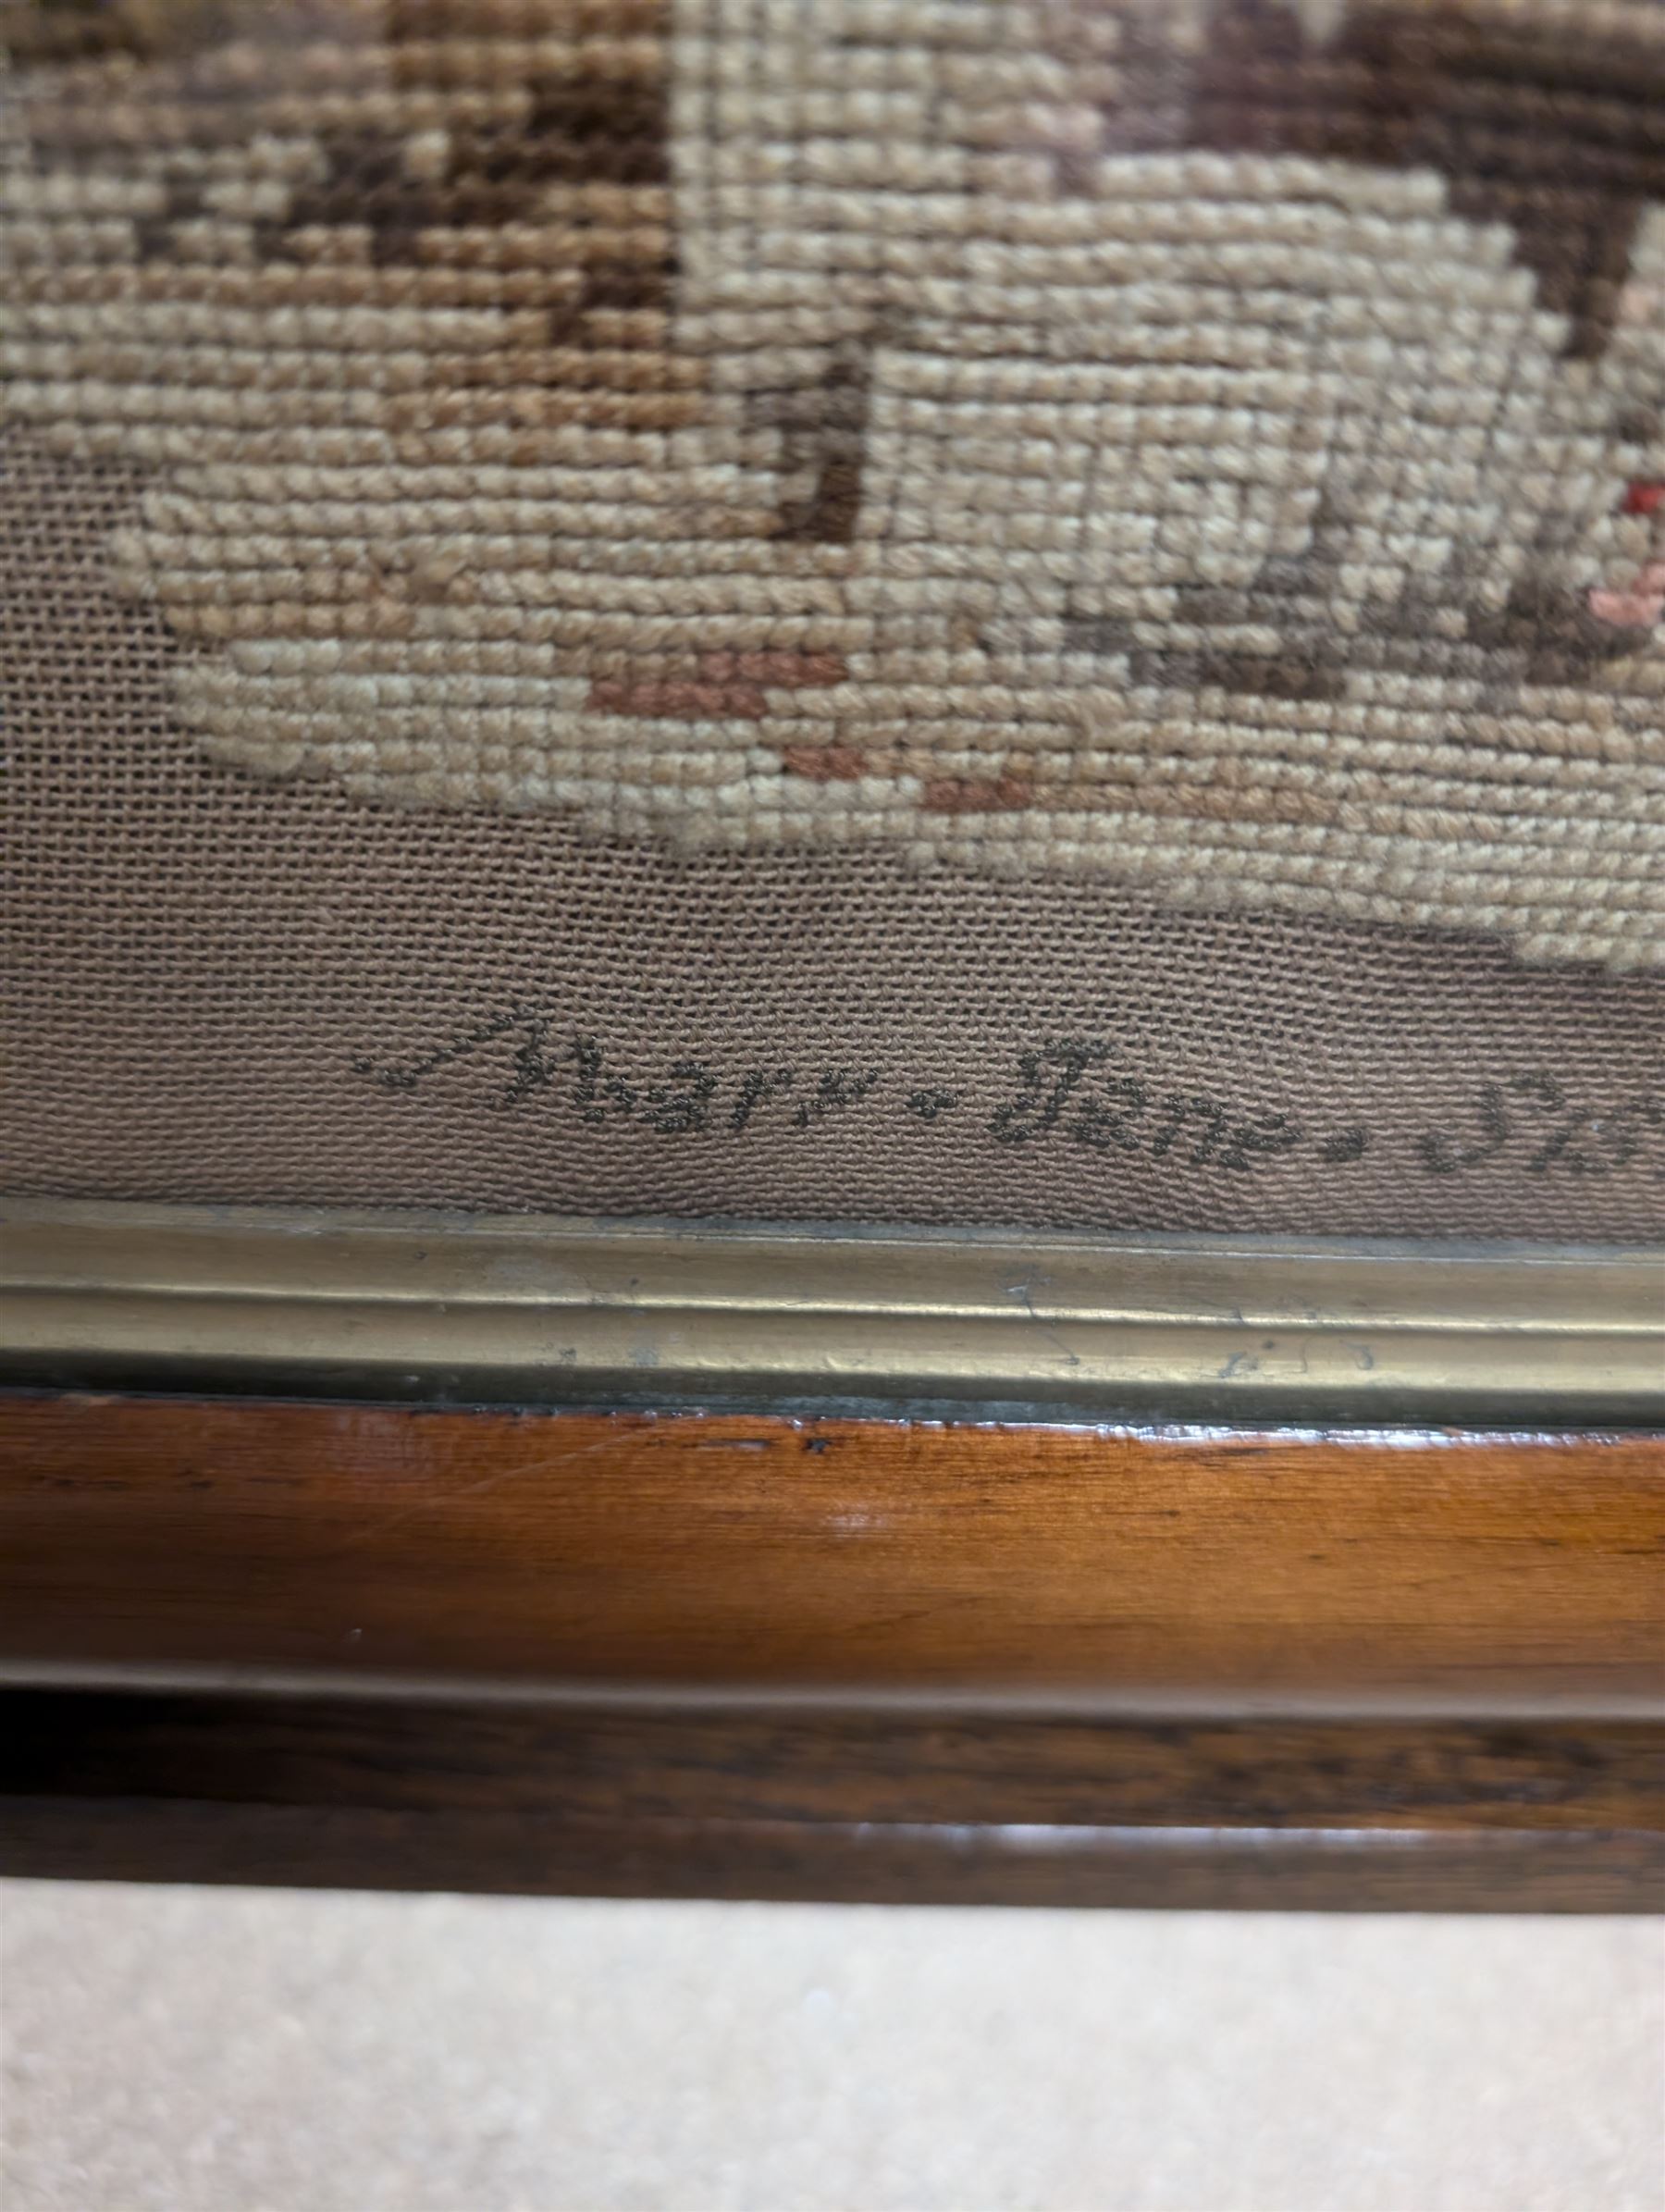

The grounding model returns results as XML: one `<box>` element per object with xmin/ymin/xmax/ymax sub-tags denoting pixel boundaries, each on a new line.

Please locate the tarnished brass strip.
<box><xmin>1</xmin><ymin>1200</ymin><xmax>1659</xmax><ymax>1421</ymax></box>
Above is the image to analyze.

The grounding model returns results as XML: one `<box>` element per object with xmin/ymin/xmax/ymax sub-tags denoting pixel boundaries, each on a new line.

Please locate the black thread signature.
<box><xmin>353</xmin><ymin>1018</ymin><xmax>1663</xmax><ymax>1180</ymax></box>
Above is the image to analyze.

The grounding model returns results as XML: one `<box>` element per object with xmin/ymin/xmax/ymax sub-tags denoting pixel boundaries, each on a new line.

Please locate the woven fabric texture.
<box><xmin>5</xmin><ymin>0</ymin><xmax>1665</xmax><ymax>964</ymax></box>
<box><xmin>3</xmin><ymin>0</ymin><xmax>1663</xmax><ymax>1235</ymax></box>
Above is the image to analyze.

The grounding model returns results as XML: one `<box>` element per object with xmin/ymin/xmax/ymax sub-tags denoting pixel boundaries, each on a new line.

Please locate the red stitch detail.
<box><xmin>779</xmin><ymin>743</ymin><xmax>868</xmax><ymax>781</ymax></box>
<box><xmin>1588</xmin><ymin>558</ymin><xmax>1665</xmax><ymax>629</ymax></box>
<box><xmin>1622</xmin><ymin>480</ymin><xmax>1664</xmax><ymax>515</ymax></box>
<box><xmin>588</xmin><ymin>678</ymin><xmax>768</xmax><ymax>719</ymax></box>
<box><xmin>921</xmin><ymin>775</ymin><xmax>1034</xmax><ymax>815</ymax></box>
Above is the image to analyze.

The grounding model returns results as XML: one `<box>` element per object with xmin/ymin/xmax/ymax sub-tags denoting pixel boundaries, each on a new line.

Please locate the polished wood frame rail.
<box><xmin>3</xmin><ymin>1393</ymin><xmax>1661</xmax><ymax>1910</ymax></box>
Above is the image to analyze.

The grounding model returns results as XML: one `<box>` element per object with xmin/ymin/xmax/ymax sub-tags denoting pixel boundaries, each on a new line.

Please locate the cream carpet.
<box><xmin>2</xmin><ymin>1884</ymin><xmax>1660</xmax><ymax>2212</ymax></box>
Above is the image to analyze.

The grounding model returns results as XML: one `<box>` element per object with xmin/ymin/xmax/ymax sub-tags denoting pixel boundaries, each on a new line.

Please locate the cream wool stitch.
<box><xmin>2</xmin><ymin>0</ymin><xmax>1662</xmax><ymax>968</ymax></box>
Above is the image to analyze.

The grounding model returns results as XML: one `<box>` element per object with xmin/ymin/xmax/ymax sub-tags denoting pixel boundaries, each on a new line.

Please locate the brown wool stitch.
<box><xmin>2</xmin><ymin>0</ymin><xmax>1663</xmax><ymax>970</ymax></box>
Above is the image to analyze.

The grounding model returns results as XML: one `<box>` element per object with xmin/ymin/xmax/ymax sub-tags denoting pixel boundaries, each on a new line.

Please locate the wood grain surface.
<box><xmin>3</xmin><ymin>1393</ymin><xmax>1661</xmax><ymax>1712</ymax></box>
<box><xmin>4</xmin><ymin>1393</ymin><xmax>1662</xmax><ymax>1908</ymax></box>
<box><xmin>3</xmin><ymin>1690</ymin><xmax>1660</xmax><ymax>1910</ymax></box>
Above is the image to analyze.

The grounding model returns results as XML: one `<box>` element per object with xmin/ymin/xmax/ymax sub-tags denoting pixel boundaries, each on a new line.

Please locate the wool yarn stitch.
<box><xmin>3</xmin><ymin>0</ymin><xmax>1662</xmax><ymax>969</ymax></box>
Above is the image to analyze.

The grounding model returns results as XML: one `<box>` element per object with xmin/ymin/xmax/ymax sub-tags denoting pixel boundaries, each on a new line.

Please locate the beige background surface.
<box><xmin>2</xmin><ymin>1884</ymin><xmax>1660</xmax><ymax>2212</ymax></box>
